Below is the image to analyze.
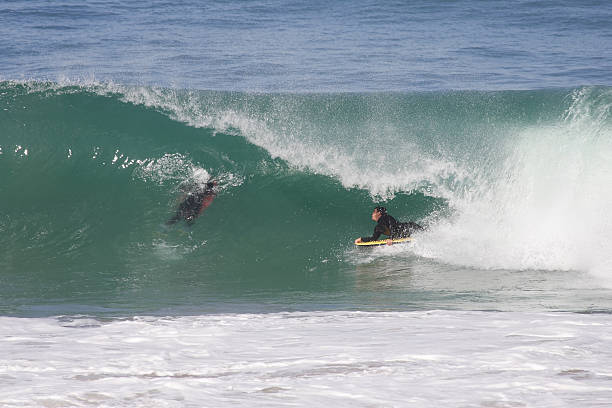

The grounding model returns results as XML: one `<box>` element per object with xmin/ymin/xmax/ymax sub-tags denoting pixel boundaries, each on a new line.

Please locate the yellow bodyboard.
<box><xmin>355</xmin><ymin>237</ymin><xmax>413</xmax><ymax>246</ymax></box>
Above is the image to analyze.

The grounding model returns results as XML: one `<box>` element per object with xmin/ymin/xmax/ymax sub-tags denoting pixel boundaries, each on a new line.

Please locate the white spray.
<box><xmin>415</xmin><ymin>88</ymin><xmax>612</xmax><ymax>279</ymax></box>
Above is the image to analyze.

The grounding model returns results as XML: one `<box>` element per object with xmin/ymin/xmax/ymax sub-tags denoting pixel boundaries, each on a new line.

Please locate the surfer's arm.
<box><xmin>360</xmin><ymin>225</ymin><xmax>385</xmax><ymax>243</ymax></box>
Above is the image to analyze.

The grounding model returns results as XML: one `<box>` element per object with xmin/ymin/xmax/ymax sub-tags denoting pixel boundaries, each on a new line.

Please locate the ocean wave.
<box><xmin>2</xmin><ymin>81</ymin><xmax>611</xmax><ymax>286</ymax></box>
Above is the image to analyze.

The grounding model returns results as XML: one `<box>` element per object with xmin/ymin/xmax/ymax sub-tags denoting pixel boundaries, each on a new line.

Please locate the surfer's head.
<box><xmin>374</xmin><ymin>206</ymin><xmax>387</xmax><ymax>215</ymax></box>
<box><xmin>372</xmin><ymin>206</ymin><xmax>386</xmax><ymax>221</ymax></box>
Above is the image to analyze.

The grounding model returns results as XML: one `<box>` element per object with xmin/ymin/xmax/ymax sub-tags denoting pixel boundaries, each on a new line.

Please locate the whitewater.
<box><xmin>3</xmin><ymin>311</ymin><xmax>612</xmax><ymax>407</ymax></box>
<box><xmin>2</xmin><ymin>0</ymin><xmax>612</xmax><ymax>406</ymax></box>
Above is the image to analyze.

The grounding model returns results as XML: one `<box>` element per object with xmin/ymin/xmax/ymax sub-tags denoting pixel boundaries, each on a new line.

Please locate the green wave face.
<box><xmin>2</xmin><ymin>82</ymin><xmax>611</xmax><ymax>314</ymax></box>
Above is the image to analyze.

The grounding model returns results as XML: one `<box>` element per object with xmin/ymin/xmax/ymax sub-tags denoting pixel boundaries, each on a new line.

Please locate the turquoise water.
<box><xmin>2</xmin><ymin>82</ymin><xmax>612</xmax><ymax>316</ymax></box>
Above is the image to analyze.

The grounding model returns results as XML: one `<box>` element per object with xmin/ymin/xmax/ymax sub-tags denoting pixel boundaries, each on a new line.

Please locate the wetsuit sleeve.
<box><xmin>361</xmin><ymin>224</ymin><xmax>385</xmax><ymax>242</ymax></box>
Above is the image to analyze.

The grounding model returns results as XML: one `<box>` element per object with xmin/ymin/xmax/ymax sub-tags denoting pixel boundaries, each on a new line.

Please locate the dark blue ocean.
<box><xmin>2</xmin><ymin>1</ymin><xmax>612</xmax><ymax>406</ymax></box>
<box><xmin>2</xmin><ymin>0</ymin><xmax>611</xmax><ymax>91</ymax></box>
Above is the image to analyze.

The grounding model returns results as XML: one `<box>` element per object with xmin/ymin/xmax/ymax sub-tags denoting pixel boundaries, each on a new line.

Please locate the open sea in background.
<box><xmin>2</xmin><ymin>1</ymin><xmax>612</xmax><ymax>406</ymax></box>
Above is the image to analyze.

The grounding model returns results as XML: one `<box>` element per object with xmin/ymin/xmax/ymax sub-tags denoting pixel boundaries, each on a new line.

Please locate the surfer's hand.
<box><xmin>354</xmin><ymin>238</ymin><xmax>362</xmax><ymax>244</ymax></box>
<box><xmin>386</xmin><ymin>239</ymin><xmax>393</xmax><ymax>246</ymax></box>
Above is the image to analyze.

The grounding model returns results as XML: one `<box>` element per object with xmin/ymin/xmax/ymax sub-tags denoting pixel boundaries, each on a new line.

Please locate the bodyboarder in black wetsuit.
<box><xmin>354</xmin><ymin>206</ymin><xmax>423</xmax><ymax>245</ymax></box>
<box><xmin>166</xmin><ymin>180</ymin><xmax>217</xmax><ymax>225</ymax></box>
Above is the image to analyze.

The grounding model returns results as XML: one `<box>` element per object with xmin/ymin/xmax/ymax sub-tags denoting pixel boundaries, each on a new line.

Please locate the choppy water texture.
<box><xmin>2</xmin><ymin>1</ymin><xmax>612</xmax><ymax>407</ymax></box>
<box><xmin>1</xmin><ymin>0</ymin><xmax>611</xmax><ymax>91</ymax></box>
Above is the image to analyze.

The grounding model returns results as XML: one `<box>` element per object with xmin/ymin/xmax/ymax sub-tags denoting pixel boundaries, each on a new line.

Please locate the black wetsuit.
<box><xmin>166</xmin><ymin>183</ymin><xmax>216</xmax><ymax>225</ymax></box>
<box><xmin>360</xmin><ymin>214</ymin><xmax>423</xmax><ymax>242</ymax></box>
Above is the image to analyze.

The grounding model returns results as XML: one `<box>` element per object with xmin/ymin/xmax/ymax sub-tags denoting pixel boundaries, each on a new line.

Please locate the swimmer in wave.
<box><xmin>166</xmin><ymin>180</ymin><xmax>217</xmax><ymax>226</ymax></box>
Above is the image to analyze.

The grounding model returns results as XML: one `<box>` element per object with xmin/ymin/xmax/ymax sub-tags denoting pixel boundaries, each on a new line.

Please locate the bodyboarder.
<box><xmin>354</xmin><ymin>206</ymin><xmax>423</xmax><ymax>246</ymax></box>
